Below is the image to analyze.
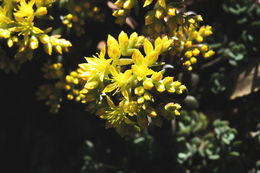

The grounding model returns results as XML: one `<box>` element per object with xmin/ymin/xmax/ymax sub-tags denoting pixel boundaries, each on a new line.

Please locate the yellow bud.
<box><xmin>134</xmin><ymin>86</ymin><xmax>145</xmax><ymax>96</ymax></box>
<box><xmin>143</xmin><ymin>0</ymin><xmax>153</xmax><ymax>7</ymax></box>
<box><xmin>66</xmin><ymin>14</ymin><xmax>73</xmax><ymax>20</ymax></box>
<box><xmin>55</xmin><ymin>45</ymin><xmax>63</xmax><ymax>54</ymax></box>
<box><xmin>184</xmin><ymin>41</ymin><xmax>192</xmax><ymax>48</ymax></box>
<box><xmin>137</xmin><ymin>97</ymin><xmax>145</xmax><ymax>104</ymax></box>
<box><xmin>201</xmin><ymin>45</ymin><xmax>209</xmax><ymax>52</ymax></box>
<box><xmin>165</xmin><ymin>103</ymin><xmax>178</xmax><ymax>111</ymax></box>
<box><xmin>72</xmin><ymin>89</ymin><xmax>79</xmax><ymax>95</ymax></box>
<box><xmin>196</xmin><ymin>35</ymin><xmax>203</xmax><ymax>43</ymax></box>
<box><xmin>7</xmin><ymin>39</ymin><xmax>13</xmax><ymax>47</ymax></box>
<box><xmin>192</xmin><ymin>48</ymin><xmax>200</xmax><ymax>56</ymax></box>
<box><xmin>179</xmin><ymin>85</ymin><xmax>187</xmax><ymax>92</ymax></box>
<box><xmin>64</xmin><ymin>84</ymin><xmax>71</xmax><ymax>90</ymax></box>
<box><xmin>158</xmin><ymin>0</ymin><xmax>166</xmax><ymax>8</ymax></box>
<box><xmin>62</xmin><ymin>19</ymin><xmax>69</xmax><ymax>25</ymax></box>
<box><xmin>70</xmin><ymin>71</ymin><xmax>78</xmax><ymax>77</ymax></box>
<box><xmin>149</xmin><ymin>109</ymin><xmax>157</xmax><ymax>117</ymax></box>
<box><xmin>184</xmin><ymin>51</ymin><xmax>193</xmax><ymax>58</ymax></box>
<box><xmin>173</xmin><ymin>81</ymin><xmax>181</xmax><ymax>88</ymax></box>
<box><xmin>188</xmin><ymin>18</ymin><xmax>195</xmax><ymax>24</ymax></box>
<box><xmin>75</xmin><ymin>96</ymin><xmax>81</xmax><ymax>102</ymax></box>
<box><xmin>117</xmin><ymin>9</ymin><xmax>125</xmax><ymax>16</ymax></box>
<box><xmin>205</xmin><ymin>30</ymin><xmax>213</xmax><ymax>36</ymax></box>
<box><xmin>174</xmin><ymin>110</ymin><xmax>181</xmax><ymax>116</ymax></box>
<box><xmin>40</xmin><ymin>34</ymin><xmax>50</xmax><ymax>44</ymax></box>
<box><xmin>196</xmin><ymin>15</ymin><xmax>203</xmax><ymax>21</ymax></box>
<box><xmin>144</xmin><ymin>92</ymin><xmax>152</xmax><ymax>100</ymax></box>
<box><xmin>156</xmin><ymin>82</ymin><xmax>165</xmax><ymax>92</ymax></box>
<box><xmin>152</xmin><ymin>72</ymin><xmax>163</xmax><ymax>82</ymax></box>
<box><xmin>167</xmin><ymin>8</ymin><xmax>176</xmax><ymax>16</ymax></box>
<box><xmin>93</xmin><ymin>6</ymin><xmax>100</xmax><ymax>13</ymax></box>
<box><xmin>163</xmin><ymin>76</ymin><xmax>174</xmax><ymax>85</ymax></box>
<box><xmin>208</xmin><ymin>50</ymin><xmax>215</xmax><ymax>56</ymax></box>
<box><xmin>168</xmin><ymin>86</ymin><xmax>175</xmax><ymax>93</ymax></box>
<box><xmin>12</xmin><ymin>36</ymin><xmax>18</xmax><ymax>43</ymax></box>
<box><xmin>191</xmin><ymin>31</ymin><xmax>198</xmax><ymax>38</ymax></box>
<box><xmin>53</xmin><ymin>63</ymin><xmax>62</xmax><ymax>69</ymax></box>
<box><xmin>73</xmin><ymin>78</ymin><xmax>79</xmax><ymax>85</ymax></box>
<box><xmin>80</xmin><ymin>89</ymin><xmax>89</xmax><ymax>94</ymax></box>
<box><xmin>66</xmin><ymin>76</ymin><xmax>73</xmax><ymax>83</ymax></box>
<box><xmin>190</xmin><ymin>57</ymin><xmax>197</xmax><ymax>64</ymax></box>
<box><xmin>67</xmin><ymin>94</ymin><xmax>74</xmax><ymax>100</ymax></box>
<box><xmin>0</xmin><ymin>29</ymin><xmax>10</xmax><ymax>39</ymax></box>
<box><xmin>204</xmin><ymin>50</ymin><xmax>215</xmax><ymax>58</ymax></box>
<box><xmin>85</xmin><ymin>81</ymin><xmax>98</xmax><ymax>90</ymax></box>
<box><xmin>143</xmin><ymin>79</ymin><xmax>154</xmax><ymax>90</ymax></box>
<box><xmin>30</xmin><ymin>36</ymin><xmax>39</xmax><ymax>50</ymax></box>
<box><xmin>35</xmin><ymin>7</ymin><xmax>48</xmax><ymax>16</ymax></box>
<box><xmin>183</xmin><ymin>61</ymin><xmax>191</xmax><ymax>66</ymax></box>
<box><xmin>155</xmin><ymin>8</ymin><xmax>164</xmax><ymax>19</ymax></box>
<box><xmin>81</xmin><ymin>100</ymin><xmax>87</xmax><ymax>104</ymax></box>
<box><xmin>129</xmin><ymin>32</ymin><xmax>138</xmax><ymax>46</ymax></box>
<box><xmin>123</xmin><ymin>0</ymin><xmax>134</xmax><ymax>9</ymax></box>
<box><xmin>188</xmin><ymin>66</ymin><xmax>193</xmax><ymax>71</ymax></box>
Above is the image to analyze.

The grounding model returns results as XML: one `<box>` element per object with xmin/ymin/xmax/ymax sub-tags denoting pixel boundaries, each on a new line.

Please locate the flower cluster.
<box><xmin>112</xmin><ymin>0</ymin><xmax>137</xmax><ymax>24</ymax></box>
<box><xmin>37</xmin><ymin>61</ymin><xmax>65</xmax><ymax>113</ymax></box>
<box><xmin>64</xmin><ymin>70</ymin><xmax>88</xmax><ymax>103</ymax></box>
<box><xmin>61</xmin><ymin>1</ymin><xmax>105</xmax><ymax>36</ymax></box>
<box><xmin>73</xmin><ymin>31</ymin><xmax>186</xmax><ymax>131</ymax></box>
<box><xmin>0</xmin><ymin>0</ymin><xmax>72</xmax><ymax>72</ymax></box>
<box><xmin>112</xmin><ymin>0</ymin><xmax>215</xmax><ymax>71</ymax></box>
<box><xmin>171</xmin><ymin>25</ymin><xmax>215</xmax><ymax>71</ymax></box>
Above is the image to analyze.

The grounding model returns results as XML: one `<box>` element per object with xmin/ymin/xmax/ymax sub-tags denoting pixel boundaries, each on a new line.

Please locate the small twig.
<box><xmin>201</xmin><ymin>57</ymin><xmax>222</xmax><ymax>69</ymax></box>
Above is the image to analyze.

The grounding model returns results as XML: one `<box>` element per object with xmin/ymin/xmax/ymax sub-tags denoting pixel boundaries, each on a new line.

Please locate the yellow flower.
<box><xmin>107</xmin><ymin>35</ymin><xmax>121</xmax><ymax>62</ymax></box>
<box><xmin>0</xmin><ymin>5</ymin><xmax>12</xmax><ymax>24</ymax></box>
<box><xmin>100</xmin><ymin>96</ymin><xmax>133</xmax><ymax>128</ymax></box>
<box><xmin>14</xmin><ymin>0</ymin><xmax>36</xmax><ymax>22</ymax></box>
<box><xmin>79</xmin><ymin>47</ymin><xmax>112</xmax><ymax>82</ymax></box>
<box><xmin>143</xmin><ymin>0</ymin><xmax>153</xmax><ymax>7</ymax></box>
<box><xmin>103</xmin><ymin>66</ymin><xmax>132</xmax><ymax>99</ymax></box>
<box><xmin>131</xmin><ymin>49</ymin><xmax>156</xmax><ymax>81</ymax></box>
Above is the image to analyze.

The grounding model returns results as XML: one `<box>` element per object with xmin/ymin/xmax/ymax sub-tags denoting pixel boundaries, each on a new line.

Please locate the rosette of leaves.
<box><xmin>221</xmin><ymin>42</ymin><xmax>246</xmax><ymax>66</ymax></box>
<box><xmin>176</xmin><ymin>114</ymin><xmax>240</xmax><ymax>171</ymax></box>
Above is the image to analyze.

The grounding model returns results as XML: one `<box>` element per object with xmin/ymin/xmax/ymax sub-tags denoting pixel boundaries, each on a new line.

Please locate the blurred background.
<box><xmin>0</xmin><ymin>0</ymin><xmax>260</xmax><ymax>173</ymax></box>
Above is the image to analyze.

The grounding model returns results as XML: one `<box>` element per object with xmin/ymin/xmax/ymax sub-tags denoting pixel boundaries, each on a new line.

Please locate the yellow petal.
<box><xmin>103</xmin><ymin>83</ymin><xmax>117</xmax><ymax>93</ymax></box>
<box><xmin>132</xmin><ymin>50</ymin><xmax>144</xmax><ymax>65</ymax></box>
<box><xmin>121</xmin><ymin>87</ymin><xmax>129</xmax><ymax>100</ymax></box>
<box><xmin>158</xmin><ymin>0</ymin><xmax>166</xmax><ymax>9</ymax></box>
<box><xmin>109</xmin><ymin>66</ymin><xmax>118</xmax><ymax>77</ymax></box>
<box><xmin>106</xmin><ymin>95</ymin><xmax>116</xmax><ymax>108</ymax></box>
<box><xmin>146</xmin><ymin>51</ymin><xmax>158</xmax><ymax>66</ymax></box>
<box><xmin>143</xmin><ymin>0</ymin><xmax>153</xmax><ymax>7</ymax></box>
<box><xmin>118</xmin><ymin>58</ymin><xmax>134</xmax><ymax>66</ymax></box>
<box><xmin>143</xmin><ymin>39</ymin><xmax>154</xmax><ymax>55</ymax></box>
<box><xmin>118</xmin><ymin>31</ymin><xmax>129</xmax><ymax>50</ymax></box>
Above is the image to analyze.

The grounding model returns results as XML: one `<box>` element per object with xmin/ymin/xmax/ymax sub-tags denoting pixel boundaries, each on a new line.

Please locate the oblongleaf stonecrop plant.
<box><xmin>61</xmin><ymin>0</ymin><xmax>215</xmax><ymax>134</ymax></box>
<box><xmin>0</xmin><ymin>0</ymin><xmax>215</xmax><ymax>135</ymax></box>
<box><xmin>67</xmin><ymin>31</ymin><xmax>187</xmax><ymax>134</ymax></box>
